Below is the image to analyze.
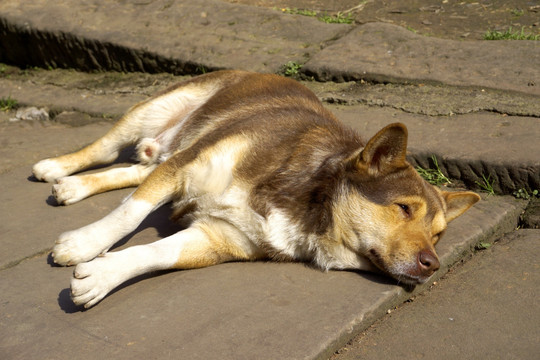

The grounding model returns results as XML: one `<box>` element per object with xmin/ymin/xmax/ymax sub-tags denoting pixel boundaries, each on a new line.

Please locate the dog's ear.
<box><xmin>357</xmin><ymin>122</ymin><xmax>408</xmax><ymax>174</ymax></box>
<box><xmin>442</xmin><ymin>191</ymin><xmax>481</xmax><ymax>222</ymax></box>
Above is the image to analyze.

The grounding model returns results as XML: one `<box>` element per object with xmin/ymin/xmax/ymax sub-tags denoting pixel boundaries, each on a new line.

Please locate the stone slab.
<box><xmin>0</xmin><ymin>77</ymin><xmax>148</xmax><ymax>118</ymax></box>
<box><xmin>0</xmin><ymin>0</ymin><xmax>350</xmax><ymax>74</ymax></box>
<box><xmin>304</xmin><ymin>22</ymin><xmax>540</xmax><ymax>95</ymax></box>
<box><xmin>0</xmin><ymin>197</ymin><xmax>525</xmax><ymax>360</ymax></box>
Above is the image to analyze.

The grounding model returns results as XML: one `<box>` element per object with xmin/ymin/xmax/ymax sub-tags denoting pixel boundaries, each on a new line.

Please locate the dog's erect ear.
<box><xmin>357</xmin><ymin>122</ymin><xmax>408</xmax><ymax>174</ymax></box>
<box><xmin>442</xmin><ymin>191</ymin><xmax>481</xmax><ymax>222</ymax></box>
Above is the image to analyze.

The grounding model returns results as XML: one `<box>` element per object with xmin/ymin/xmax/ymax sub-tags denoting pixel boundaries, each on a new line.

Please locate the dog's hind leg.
<box><xmin>32</xmin><ymin>114</ymin><xmax>142</xmax><ymax>183</ymax></box>
<box><xmin>70</xmin><ymin>219</ymin><xmax>263</xmax><ymax>308</ymax></box>
<box><xmin>33</xmin><ymin>79</ymin><xmax>222</xmax><ymax>183</ymax></box>
<box><xmin>52</xmin><ymin>163</ymin><xmax>157</xmax><ymax>205</ymax></box>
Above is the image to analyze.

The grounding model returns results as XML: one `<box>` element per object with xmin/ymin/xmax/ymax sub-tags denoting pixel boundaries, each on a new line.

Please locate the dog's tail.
<box><xmin>136</xmin><ymin>138</ymin><xmax>161</xmax><ymax>164</ymax></box>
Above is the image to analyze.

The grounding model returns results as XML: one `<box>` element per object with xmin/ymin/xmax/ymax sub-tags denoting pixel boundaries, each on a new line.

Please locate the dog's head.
<box><xmin>341</xmin><ymin>123</ymin><xmax>480</xmax><ymax>285</ymax></box>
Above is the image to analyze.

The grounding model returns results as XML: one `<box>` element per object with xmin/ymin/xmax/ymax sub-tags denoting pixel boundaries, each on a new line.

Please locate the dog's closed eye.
<box><xmin>396</xmin><ymin>203</ymin><xmax>411</xmax><ymax>218</ymax></box>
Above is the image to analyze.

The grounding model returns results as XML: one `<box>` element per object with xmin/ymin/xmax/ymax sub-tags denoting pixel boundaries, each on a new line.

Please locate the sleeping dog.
<box><xmin>33</xmin><ymin>70</ymin><xmax>480</xmax><ymax>308</ymax></box>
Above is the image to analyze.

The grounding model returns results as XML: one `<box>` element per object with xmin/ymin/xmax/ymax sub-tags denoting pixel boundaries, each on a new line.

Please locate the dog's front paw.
<box><xmin>33</xmin><ymin>158</ymin><xmax>70</xmax><ymax>182</ymax></box>
<box><xmin>52</xmin><ymin>229</ymin><xmax>106</xmax><ymax>266</ymax></box>
<box><xmin>71</xmin><ymin>255</ymin><xmax>122</xmax><ymax>308</ymax></box>
<box><xmin>53</xmin><ymin>177</ymin><xmax>90</xmax><ymax>205</ymax></box>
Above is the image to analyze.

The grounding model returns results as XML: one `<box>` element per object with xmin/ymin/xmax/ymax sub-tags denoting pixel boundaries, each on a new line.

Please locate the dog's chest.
<box><xmin>175</xmin><ymin>171</ymin><xmax>310</xmax><ymax>256</ymax></box>
<box><xmin>177</xmin><ymin>183</ymin><xmax>367</xmax><ymax>270</ymax></box>
<box><xmin>169</xmin><ymin>136</ymin><xmax>366</xmax><ymax>268</ymax></box>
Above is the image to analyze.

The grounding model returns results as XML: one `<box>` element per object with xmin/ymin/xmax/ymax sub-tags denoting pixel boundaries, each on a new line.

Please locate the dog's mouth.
<box><xmin>367</xmin><ymin>248</ymin><xmax>435</xmax><ymax>285</ymax></box>
<box><xmin>394</xmin><ymin>272</ymin><xmax>430</xmax><ymax>285</ymax></box>
<box><xmin>387</xmin><ymin>267</ymin><xmax>434</xmax><ymax>286</ymax></box>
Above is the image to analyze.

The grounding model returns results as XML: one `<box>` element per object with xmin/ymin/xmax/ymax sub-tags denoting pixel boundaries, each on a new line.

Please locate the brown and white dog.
<box><xmin>33</xmin><ymin>70</ymin><xmax>480</xmax><ymax>308</ymax></box>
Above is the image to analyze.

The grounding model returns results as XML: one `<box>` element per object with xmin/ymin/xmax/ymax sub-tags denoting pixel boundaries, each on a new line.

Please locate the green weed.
<box><xmin>406</xmin><ymin>26</ymin><xmax>418</xmax><ymax>34</ymax></box>
<box><xmin>510</xmin><ymin>9</ymin><xmax>524</xmax><ymax>17</ymax></box>
<box><xmin>416</xmin><ymin>155</ymin><xmax>452</xmax><ymax>186</ymax></box>
<box><xmin>318</xmin><ymin>12</ymin><xmax>355</xmax><ymax>24</ymax></box>
<box><xmin>0</xmin><ymin>95</ymin><xmax>18</xmax><ymax>111</ymax></box>
<box><xmin>476</xmin><ymin>174</ymin><xmax>495</xmax><ymax>195</ymax></box>
<box><xmin>484</xmin><ymin>27</ymin><xmax>539</xmax><ymax>40</ymax></box>
<box><xmin>279</xmin><ymin>8</ymin><xmax>354</xmax><ymax>25</ymax></box>
<box><xmin>196</xmin><ymin>65</ymin><xmax>208</xmax><ymax>74</ymax></box>
<box><xmin>282</xmin><ymin>61</ymin><xmax>302</xmax><ymax>76</ymax></box>
<box><xmin>281</xmin><ymin>8</ymin><xmax>317</xmax><ymax>17</ymax></box>
<box><xmin>475</xmin><ymin>242</ymin><xmax>492</xmax><ymax>250</ymax></box>
<box><xmin>513</xmin><ymin>188</ymin><xmax>539</xmax><ymax>200</ymax></box>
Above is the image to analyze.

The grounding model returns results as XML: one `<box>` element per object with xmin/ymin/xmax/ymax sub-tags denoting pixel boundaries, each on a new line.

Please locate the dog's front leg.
<box><xmin>70</xmin><ymin>227</ymin><xmax>206</xmax><ymax>308</ymax></box>
<box><xmin>70</xmin><ymin>221</ymin><xmax>259</xmax><ymax>308</ymax></box>
<box><xmin>52</xmin><ymin>196</ymin><xmax>156</xmax><ymax>266</ymax></box>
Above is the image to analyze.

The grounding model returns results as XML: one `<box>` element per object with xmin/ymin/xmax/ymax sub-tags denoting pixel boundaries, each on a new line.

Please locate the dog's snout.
<box><xmin>417</xmin><ymin>249</ymin><xmax>440</xmax><ymax>275</ymax></box>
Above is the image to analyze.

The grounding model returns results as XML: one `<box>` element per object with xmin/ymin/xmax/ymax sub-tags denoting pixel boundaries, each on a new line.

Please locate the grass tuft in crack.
<box><xmin>282</xmin><ymin>61</ymin><xmax>303</xmax><ymax>77</ymax></box>
<box><xmin>476</xmin><ymin>174</ymin><xmax>496</xmax><ymax>195</ymax></box>
<box><xmin>416</xmin><ymin>155</ymin><xmax>451</xmax><ymax>186</ymax></box>
<box><xmin>0</xmin><ymin>95</ymin><xmax>18</xmax><ymax>111</ymax></box>
<box><xmin>484</xmin><ymin>27</ymin><xmax>539</xmax><ymax>40</ymax></box>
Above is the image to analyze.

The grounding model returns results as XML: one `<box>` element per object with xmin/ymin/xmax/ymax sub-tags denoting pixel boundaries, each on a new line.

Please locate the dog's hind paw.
<box><xmin>52</xmin><ymin>229</ymin><xmax>107</xmax><ymax>266</ymax></box>
<box><xmin>53</xmin><ymin>177</ymin><xmax>90</xmax><ymax>205</ymax></box>
<box><xmin>33</xmin><ymin>158</ymin><xmax>70</xmax><ymax>182</ymax></box>
<box><xmin>71</xmin><ymin>255</ymin><xmax>123</xmax><ymax>308</ymax></box>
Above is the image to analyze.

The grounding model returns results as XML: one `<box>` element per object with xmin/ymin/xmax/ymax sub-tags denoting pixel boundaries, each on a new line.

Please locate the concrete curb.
<box><xmin>0</xmin><ymin>166</ymin><xmax>526</xmax><ymax>359</ymax></box>
<box><xmin>303</xmin><ymin>22</ymin><xmax>540</xmax><ymax>96</ymax></box>
<box><xmin>0</xmin><ymin>0</ymin><xmax>350</xmax><ymax>74</ymax></box>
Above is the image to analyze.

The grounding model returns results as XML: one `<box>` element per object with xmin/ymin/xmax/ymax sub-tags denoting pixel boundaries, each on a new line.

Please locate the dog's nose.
<box><xmin>417</xmin><ymin>249</ymin><xmax>440</xmax><ymax>275</ymax></box>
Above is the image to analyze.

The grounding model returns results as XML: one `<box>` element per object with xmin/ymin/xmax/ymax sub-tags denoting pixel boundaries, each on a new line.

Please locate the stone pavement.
<box><xmin>0</xmin><ymin>1</ymin><xmax>539</xmax><ymax>359</ymax></box>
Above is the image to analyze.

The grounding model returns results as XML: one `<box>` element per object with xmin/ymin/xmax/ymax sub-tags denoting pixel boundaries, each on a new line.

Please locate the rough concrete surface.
<box><xmin>304</xmin><ymin>22</ymin><xmax>540</xmax><ymax>95</ymax></box>
<box><xmin>227</xmin><ymin>0</ymin><xmax>540</xmax><ymax>40</ymax></box>
<box><xmin>0</xmin><ymin>0</ymin><xmax>539</xmax><ymax>359</ymax></box>
<box><xmin>0</xmin><ymin>0</ymin><xmax>349</xmax><ymax>74</ymax></box>
<box><xmin>0</xmin><ymin>122</ymin><xmax>527</xmax><ymax>358</ymax></box>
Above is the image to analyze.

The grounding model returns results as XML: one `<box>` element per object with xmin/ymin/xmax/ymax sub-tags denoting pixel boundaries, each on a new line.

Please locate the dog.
<box><xmin>33</xmin><ymin>70</ymin><xmax>480</xmax><ymax>308</ymax></box>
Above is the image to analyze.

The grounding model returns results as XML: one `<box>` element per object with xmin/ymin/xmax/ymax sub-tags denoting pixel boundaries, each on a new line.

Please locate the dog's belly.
<box><xmin>172</xmin><ymin>184</ymin><xmax>269</xmax><ymax>258</ymax></box>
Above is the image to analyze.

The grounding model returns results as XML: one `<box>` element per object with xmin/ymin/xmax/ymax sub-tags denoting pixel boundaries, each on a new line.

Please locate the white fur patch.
<box><xmin>53</xmin><ymin>176</ymin><xmax>88</xmax><ymax>205</ymax></box>
<box><xmin>33</xmin><ymin>158</ymin><xmax>70</xmax><ymax>182</ymax></box>
<box><xmin>263</xmin><ymin>208</ymin><xmax>376</xmax><ymax>272</ymax></box>
<box><xmin>186</xmin><ymin>137</ymin><xmax>248</xmax><ymax>195</ymax></box>
<box><xmin>196</xmin><ymin>185</ymin><xmax>266</xmax><ymax>256</ymax></box>
<box><xmin>189</xmin><ymin>153</ymin><xmax>234</xmax><ymax>195</ymax></box>
<box><xmin>264</xmin><ymin>209</ymin><xmax>311</xmax><ymax>259</ymax></box>
<box><xmin>136</xmin><ymin>84</ymin><xmax>219</xmax><ymax>140</ymax></box>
